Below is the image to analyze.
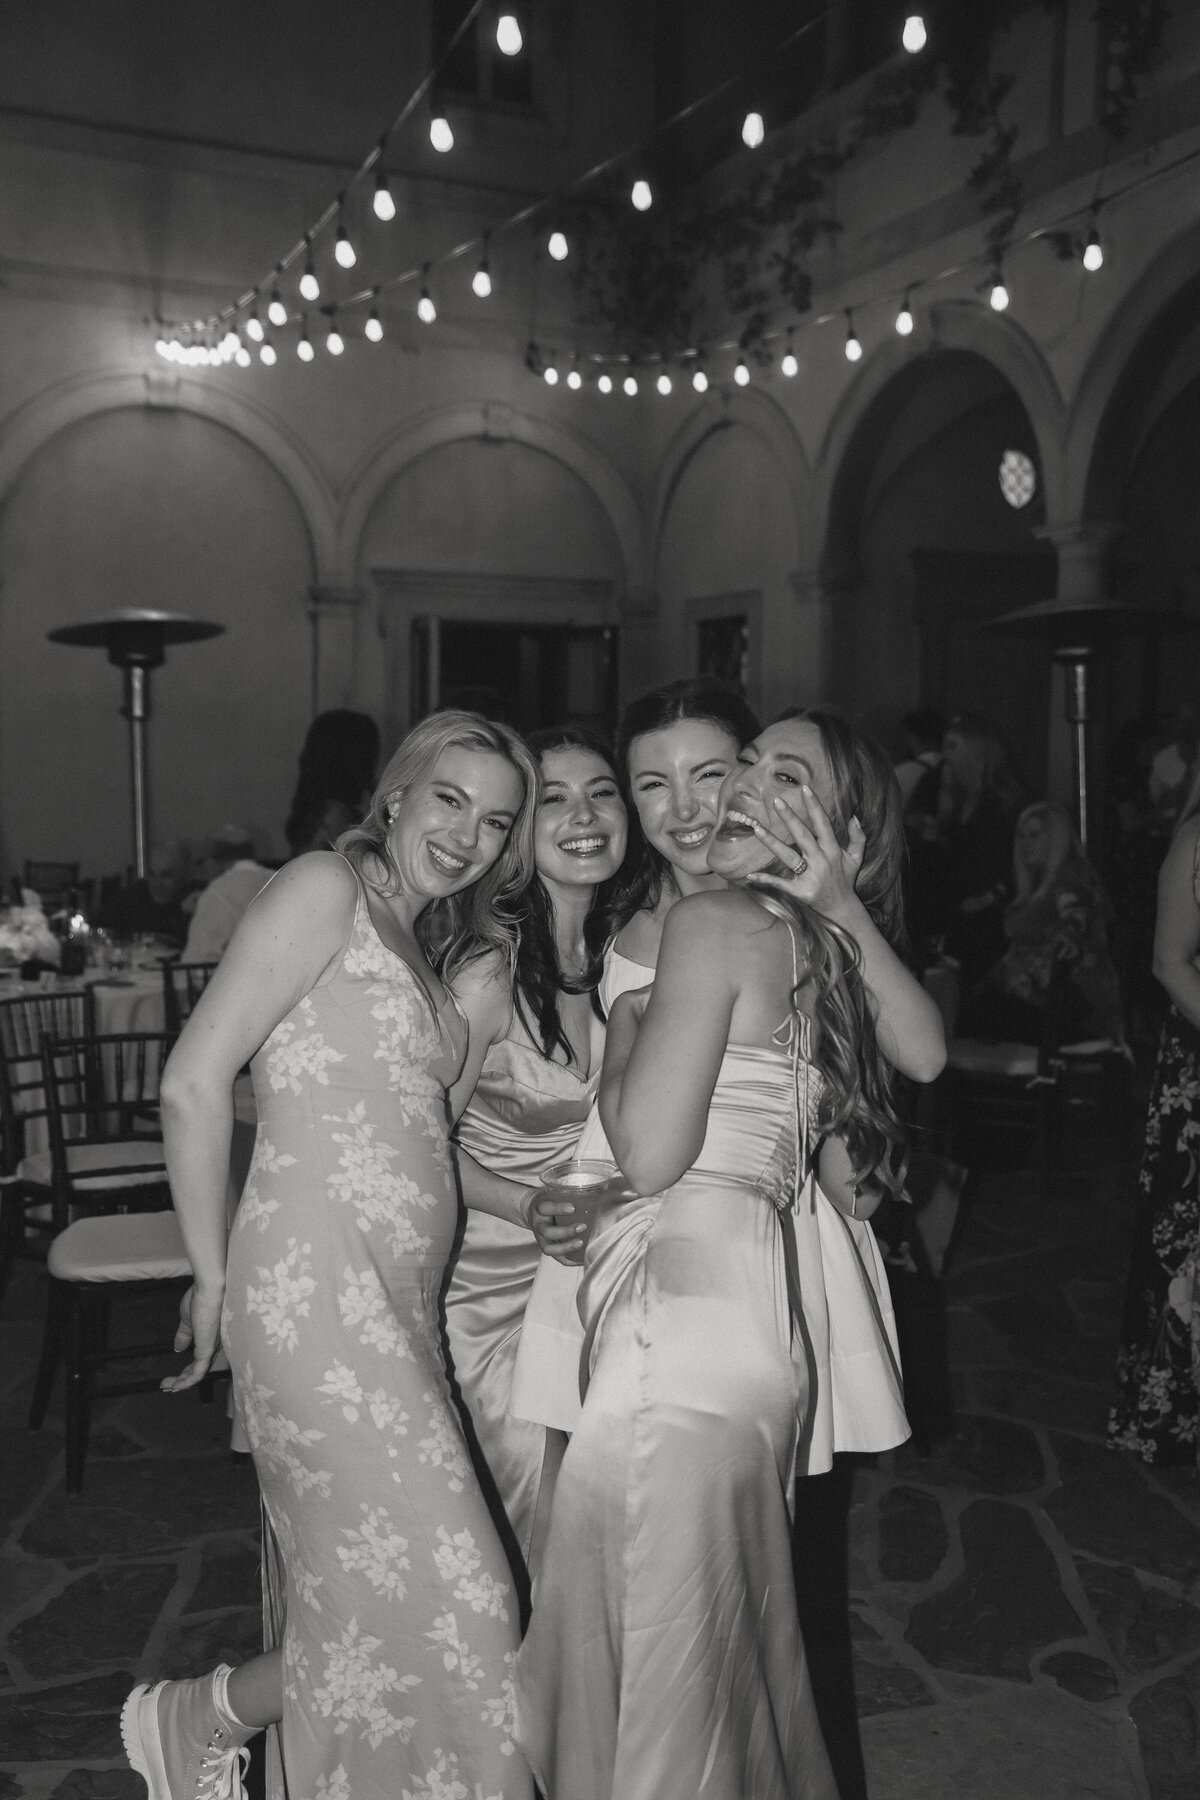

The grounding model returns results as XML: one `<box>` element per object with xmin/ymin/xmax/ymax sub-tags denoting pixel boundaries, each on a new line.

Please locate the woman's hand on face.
<box><xmin>161</xmin><ymin>1283</ymin><xmax>225</xmax><ymax>1393</ymax></box>
<box><xmin>745</xmin><ymin>786</ymin><xmax>866</xmax><ymax>923</ymax></box>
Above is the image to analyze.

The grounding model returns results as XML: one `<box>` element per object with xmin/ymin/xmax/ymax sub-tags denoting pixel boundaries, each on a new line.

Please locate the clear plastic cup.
<box><xmin>537</xmin><ymin>1157</ymin><xmax>636</xmax><ymax>1230</ymax></box>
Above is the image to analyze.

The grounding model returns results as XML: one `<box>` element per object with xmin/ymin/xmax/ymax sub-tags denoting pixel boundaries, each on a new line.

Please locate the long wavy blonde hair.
<box><xmin>338</xmin><ymin>710</ymin><xmax>539</xmax><ymax>983</ymax></box>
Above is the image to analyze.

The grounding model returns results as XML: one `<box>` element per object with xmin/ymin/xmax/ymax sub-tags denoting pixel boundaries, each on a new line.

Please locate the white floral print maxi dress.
<box><xmin>223</xmin><ymin>887</ymin><xmax>531</xmax><ymax>1800</ymax></box>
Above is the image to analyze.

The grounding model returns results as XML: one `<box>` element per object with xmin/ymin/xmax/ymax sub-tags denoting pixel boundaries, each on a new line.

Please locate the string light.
<box><xmin>780</xmin><ymin>330</ymin><xmax>798</xmax><ymax>377</ymax></box>
<box><xmin>267</xmin><ymin>283</ymin><xmax>287</xmax><ymax>327</ymax></box>
<box><xmin>734</xmin><ymin>353</ymin><xmax>750</xmax><ymax>386</ymax></box>
<box><xmin>656</xmin><ymin>370</ymin><xmax>673</xmax><ymax>395</ymax></box>
<box><xmin>234</xmin><ymin>341</ymin><xmax>252</xmax><ymax>368</ymax></box>
<box><xmin>472</xmin><ymin>236</ymin><xmax>492</xmax><ymax>298</ymax></box>
<box><xmin>548</xmin><ymin>228</ymin><xmax>569</xmax><ymax>261</ymax></box>
<box><xmin>326</xmin><ymin>315</ymin><xmax>345</xmax><ymax>355</ymax></box>
<box><xmin>245</xmin><ymin>308</ymin><xmax>264</xmax><ymax>343</ymax></box>
<box><xmin>365</xmin><ymin>304</ymin><xmax>384</xmax><ymax>342</ymax></box>
<box><xmin>219</xmin><ymin>329</ymin><xmax>239</xmax><ymax>356</ymax></box>
<box><xmin>1083</xmin><ymin>224</ymin><xmax>1104</xmax><ymax>272</ymax></box>
<box><xmin>297</xmin><ymin>318</ymin><xmax>314</xmax><ymax>361</ymax></box>
<box><xmin>623</xmin><ymin>372</ymin><xmax>639</xmax><ymax>395</ymax></box>
<box><xmin>543</xmin><ymin>358</ymin><xmax>559</xmax><ymax>385</ymax></box>
<box><xmin>373</xmin><ymin>152</ymin><xmax>396</xmax><ymax>223</ymax></box>
<box><xmin>260</xmin><ymin>338</ymin><xmax>277</xmax><ymax>366</ymax></box>
<box><xmin>334</xmin><ymin>206</ymin><xmax>356</xmax><ymax>270</ymax></box>
<box><xmin>902</xmin><ymin>14</ymin><xmax>927</xmax><ymax>54</ymax></box>
<box><xmin>417</xmin><ymin>264</ymin><xmax>437</xmax><ymax>323</ymax></box>
<box><xmin>692</xmin><ymin>362</ymin><xmax>709</xmax><ymax>393</ymax></box>
<box><xmin>567</xmin><ymin>357</ymin><xmax>583</xmax><ymax>390</ymax></box>
<box><xmin>895</xmin><ymin>291</ymin><xmax>914</xmax><ymax>335</ymax></box>
<box><xmin>741</xmin><ymin>111</ymin><xmax>765</xmax><ymax>150</ymax></box>
<box><xmin>989</xmin><ymin>266</ymin><xmax>1010</xmax><ymax>310</ymax></box>
<box><xmin>631</xmin><ymin>178</ymin><xmax>653</xmax><ymax>212</ymax></box>
<box><xmin>597</xmin><ymin>372</ymin><xmax>613</xmax><ymax>394</ymax></box>
<box><xmin>430</xmin><ymin>112</ymin><xmax>454</xmax><ymax>153</ymax></box>
<box><xmin>496</xmin><ymin>11</ymin><xmax>523</xmax><ymax>55</ymax></box>
<box><xmin>844</xmin><ymin>312</ymin><xmax>862</xmax><ymax>361</ymax></box>
<box><xmin>299</xmin><ymin>239</ymin><xmax>320</xmax><ymax>303</ymax></box>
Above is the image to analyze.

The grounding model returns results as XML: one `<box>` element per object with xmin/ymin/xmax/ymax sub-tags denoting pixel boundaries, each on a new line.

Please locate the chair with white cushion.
<box><xmin>30</xmin><ymin>1210</ymin><xmax>195</xmax><ymax>1491</ymax></box>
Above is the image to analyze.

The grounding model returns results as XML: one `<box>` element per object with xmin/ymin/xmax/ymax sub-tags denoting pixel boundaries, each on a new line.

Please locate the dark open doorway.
<box><xmin>411</xmin><ymin>618</ymin><xmax>619</xmax><ymax>739</ymax></box>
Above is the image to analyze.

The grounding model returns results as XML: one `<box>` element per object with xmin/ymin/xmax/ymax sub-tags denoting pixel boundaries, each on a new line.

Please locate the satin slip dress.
<box><xmin>514</xmin><ymin>928</ymin><xmax>865</xmax><ymax>1799</ymax></box>
<box><xmin>224</xmin><ymin>877</ymin><xmax>531</xmax><ymax>1800</ymax></box>
<box><xmin>445</xmin><ymin>1007</ymin><xmax>598</xmax><ymax>1565</ymax></box>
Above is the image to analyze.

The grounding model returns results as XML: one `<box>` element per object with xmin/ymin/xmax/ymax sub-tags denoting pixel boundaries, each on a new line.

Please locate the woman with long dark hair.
<box><xmin>442</xmin><ymin>726</ymin><xmax>627</xmax><ymax>1585</ymax></box>
<box><xmin>515</xmin><ymin>708</ymin><xmax>936</xmax><ymax>1799</ymax></box>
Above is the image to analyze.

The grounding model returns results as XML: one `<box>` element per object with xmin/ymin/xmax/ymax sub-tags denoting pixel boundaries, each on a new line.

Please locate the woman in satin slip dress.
<box><xmin>121</xmin><ymin>712</ymin><xmax>538</xmax><ymax>1800</ymax></box>
<box><xmin>515</xmin><ymin>708</ymin><xmax>938</xmax><ymax>1800</ymax></box>
<box><xmin>442</xmin><ymin>727</ymin><xmax>627</xmax><ymax>1587</ymax></box>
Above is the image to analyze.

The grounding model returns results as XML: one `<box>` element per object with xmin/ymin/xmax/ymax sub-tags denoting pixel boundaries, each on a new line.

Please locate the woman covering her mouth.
<box><xmin>442</xmin><ymin>725</ymin><xmax>628</xmax><ymax>1593</ymax></box>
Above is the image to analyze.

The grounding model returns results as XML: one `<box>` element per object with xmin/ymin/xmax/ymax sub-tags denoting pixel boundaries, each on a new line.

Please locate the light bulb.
<box><xmin>327</xmin><ymin>322</ymin><xmax>344</xmax><ymax>355</ymax></box>
<box><xmin>365</xmin><ymin>307</ymin><xmax>383</xmax><ymax>342</ymax></box>
<box><xmin>597</xmin><ymin>372</ymin><xmax>613</xmax><ymax>394</ymax></box>
<box><xmin>207</xmin><ymin>346</ymin><xmax>222</xmax><ymax>366</ymax></box>
<box><xmin>235</xmin><ymin>346</ymin><xmax>251</xmax><ymax>368</ymax></box>
<box><xmin>692</xmin><ymin>366</ymin><xmax>709</xmax><ymax>393</ymax></box>
<box><xmin>373</xmin><ymin>167</ymin><xmax>396</xmax><ymax>222</ymax></box>
<box><xmin>734</xmin><ymin>355</ymin><xmax>750</xmax><ymax>386</ymax></box>
<box><xmin>430</xmin><ymin>114</ymin><xmax>454</xmax><ymax>153</ymax></box>
<box><xmin>623</xmin><ymin>373</ymin><xmax>638</xmax><ymax>396</ymax></box>
<box><xmin>895</xmin><ymin>297</ymin><xmax>914</xmax><ymax>335</ymax></box>
<box><xmin>781</xmin><ymin>345</ymin><xmax>799</xmax><ymax>378</ymax></box>
<box><xmin>543</xmin><ymin>363</ymin><xmax>558</xmax><ymax>385</ymax></box>
<box><xmin>656</xmin><ymin>371</ymin><xmax>672</xmax><ymax>396</ymax></box>
<box><xmin>220</xmin><ymin>329</ymin><xmax>239</xmax><ymax>356</ymax></box>
<box><xmin>154</xmin><ymin>336</ymin><xmax>170</xmax><ymax>359</ymax></box>
<box><xmin>472</xmin><ymin>260</ymin><xmax>492</xmax><ymax>299</ymax></box>
<box><xmin>297</xmin><ymin>329</ymin><xmax>315</xmax><ymax>362</ymax></box>
<box><xmin>496</xmin><ymin>12</ymin><xmax>523</xmax><ymax>55</ymax></box>
<box><xmin>567</xmin><ymin>364</ymin><xmax>582</xmax><ymax>390</ymax></box>
<box><xmin>844</xmin><ymin>316</ymin><xmax>862</xmax><ymax>361</ymax></box>
<box><xmin>260</xmin><ymin>339</ymin><xmax>277</xmax><ymax>366</ymax></box>
<box><xmin>902</xmin><ymin>14</ymin><xmax>927</xmax><ymax>53</ymax></box>
<box><xmin>267</xmin><ymin>287</ymin><xmax>287</xmax><ymax>327</ymax></box>
<box><xmin>990</xmin><ymin>275</ymin><xmax>1009</xmax><ymax>311</ymax></box>
<box><xmin>631</xmin><ymin>178</ymin><xmax>652</xmax><ymax>212</ymax></box>
<box><xmin>299</xmin><ymin>245</ymin><xmax>319</xmax><ymax>302</ymax></box>
<box><xmin>741</xmin><ymin>111</ymin><xmax>765</xmax><ymax>150</ymax></box>
<box><xmin>245</xmin><ymin>310</ymin><xmax>264</xmax><ymax>342</ymax></box>
<box><xmin>548</xmin><ymin>229</ymin><xmax>569</xmax><ymax>262</ymax></box>
<box><xmin>334</xmin><ymin>222</ymin><xmax>356</xmax><ymax>269</ymax></box>
<box><xmin>1083</xmin><ymin>227</ymin><xmax>1104</xmax><ymax>272</ymax></box>
<box><xmin>417</xmin><ymin>288</ymin><xmax>437</xmax><ymax>324</ymax></box>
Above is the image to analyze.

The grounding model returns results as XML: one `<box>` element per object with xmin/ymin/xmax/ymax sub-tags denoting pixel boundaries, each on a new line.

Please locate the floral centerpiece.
<box><xmin>0</xmin><ymin>891</ymin><xmax>61</xmax><ymax>970</ymax></box>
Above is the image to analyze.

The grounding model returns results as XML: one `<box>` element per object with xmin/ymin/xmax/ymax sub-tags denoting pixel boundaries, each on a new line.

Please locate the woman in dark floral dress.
<box><xmin>1109</xmin><ymin>771</ymin><xmax>1200</xmax><ymax>1470</ymax></box>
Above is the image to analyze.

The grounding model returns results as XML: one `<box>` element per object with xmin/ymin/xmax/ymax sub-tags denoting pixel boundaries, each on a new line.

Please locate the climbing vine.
<box><xmin>563</xmin><ymin>0</ymin><xmax>1170</xmax><ymax>363</ymax></box>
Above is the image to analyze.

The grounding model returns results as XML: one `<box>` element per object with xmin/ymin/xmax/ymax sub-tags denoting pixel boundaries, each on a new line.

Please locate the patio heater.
<box><xmin>987</xmin><ymin>594</ymin><xmax>1195</xmax><ymax>852</ymax></box>
<box><xmin>47</xmin><ymin>609</ymin><xmax>224</xmax><ymax>879</ymax></box>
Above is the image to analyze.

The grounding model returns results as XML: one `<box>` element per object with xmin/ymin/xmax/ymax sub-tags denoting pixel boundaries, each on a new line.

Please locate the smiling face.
<box><xmin>626</xmin><ymin>719</ymin><xmax>742</xmax><ymax>886</ymax></box>
<box><xmin>385</xmin><ymin>743</ymin><xmax>524</xmax><ymax>903</ymax></box>
<box><xmin>534</xmin><ymin>745</ymin><xmax>627</xmax><ymax>893</ymax></box>
<box><xmin>708</xmin><ymin>718</ymin><xmax>837</xmax><ymax>882</ymax></box>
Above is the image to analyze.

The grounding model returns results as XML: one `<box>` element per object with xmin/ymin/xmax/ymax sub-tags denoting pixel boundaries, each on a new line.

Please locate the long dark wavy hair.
<box><xmin>513</xmin><ymin>725</ymin><xmax>626</xmax><ymax>1066</ymax></box>
<box><xmin>609</xmin><ymin>676</ymin><xmax>761</xmax><ymax>935</ymax></box>
<box><xmin>338</xmin><ymin>710</ymin><xmax>539</xmax><ymax>986</ymax></box>
<box><xmin>760</xmin><ymin>707</ymin><xmax>909</xmax><ymax>1198</ymax></box>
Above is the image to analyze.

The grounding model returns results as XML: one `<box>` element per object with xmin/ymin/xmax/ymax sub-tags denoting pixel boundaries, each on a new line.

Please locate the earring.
<box><xmin>386</xmin><ymin>805</ymin><xmax>398</xmax><ymax>824</ymax></box>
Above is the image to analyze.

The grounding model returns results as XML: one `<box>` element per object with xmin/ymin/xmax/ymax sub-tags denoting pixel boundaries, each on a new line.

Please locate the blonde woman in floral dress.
<box><xmin>120</xmin><ymin>713</ymin><xmax>537</xmax><ymax>1800</ymax></box>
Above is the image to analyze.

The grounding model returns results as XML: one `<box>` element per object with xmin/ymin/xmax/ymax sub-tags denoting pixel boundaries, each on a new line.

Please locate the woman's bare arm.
<box><xmin>1152</xmin><ymin>818</ymin><xmax>1200</xmax><ymax>1028</ymax></box>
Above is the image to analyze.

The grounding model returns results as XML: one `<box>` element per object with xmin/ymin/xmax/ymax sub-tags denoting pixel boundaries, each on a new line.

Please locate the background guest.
<box><xmin>181</xmin><ymin>825</ymin><xmax>272</xmax><ymax>962</ymax></box>
<box><xmin>1109</xmin><ymin>761</ymin><xmax>1200</xmax><ymax>1471</ymax></box>
<box><xmin>960</xmin><ymin>801</ymin><xmax>1124</xmax><ymax>1045</ymax></box>
<box><xmin>895</xmin><ymin>706</ymin><xmax>947</xmax><ymax>955</ymax></box>
<box><xmin>894</xmin><ymin>706</ymin><xmax>945</xmax><ymax>810</ymax></box>
<box><xmin>938</xmin><ymin>712</ymin><xmax>1024</xmax><ymax>990</ymax></box>
<box><xmin>284</xmin><ymin>708</ymin><xmax>380</xmax><ymax>857</ymax></box>
<box><xmin>94</xmin><ymin>839</ymin><xmax>193</xmax><ymax>946</ymax></box>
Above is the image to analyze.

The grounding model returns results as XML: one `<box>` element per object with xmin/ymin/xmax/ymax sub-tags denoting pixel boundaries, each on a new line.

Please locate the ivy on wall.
<box><xmin>564</xmin><ymin>0</ymin><xmax>1170</xmax><ymax>362</ymax></box>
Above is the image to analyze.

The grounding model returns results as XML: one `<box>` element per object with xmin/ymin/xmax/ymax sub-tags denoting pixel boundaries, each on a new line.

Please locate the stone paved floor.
<box><xmin>0</xmin><ymin>1148</ymin><xmax>1197</xmax><ymax>1799</ymax></box>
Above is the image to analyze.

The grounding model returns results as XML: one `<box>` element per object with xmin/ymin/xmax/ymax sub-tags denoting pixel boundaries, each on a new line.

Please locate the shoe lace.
<box><xmin>197</xmin><ymin>1742</ymin><xmax>249</xmax><ymax>1800</ymax></box>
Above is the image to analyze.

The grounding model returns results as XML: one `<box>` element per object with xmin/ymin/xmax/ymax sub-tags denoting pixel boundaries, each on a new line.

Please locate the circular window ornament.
<box><xmin>999</xmin><ymin>448</ymin><xmax>1037</xmax><ymax>509</ymax></box>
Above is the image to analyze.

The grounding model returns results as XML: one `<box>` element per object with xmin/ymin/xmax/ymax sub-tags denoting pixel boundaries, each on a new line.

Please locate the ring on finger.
<box><xmin>792</xmin><ymin>855</ymin><xmax>807</xmax><ymax>875</ymax></box>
